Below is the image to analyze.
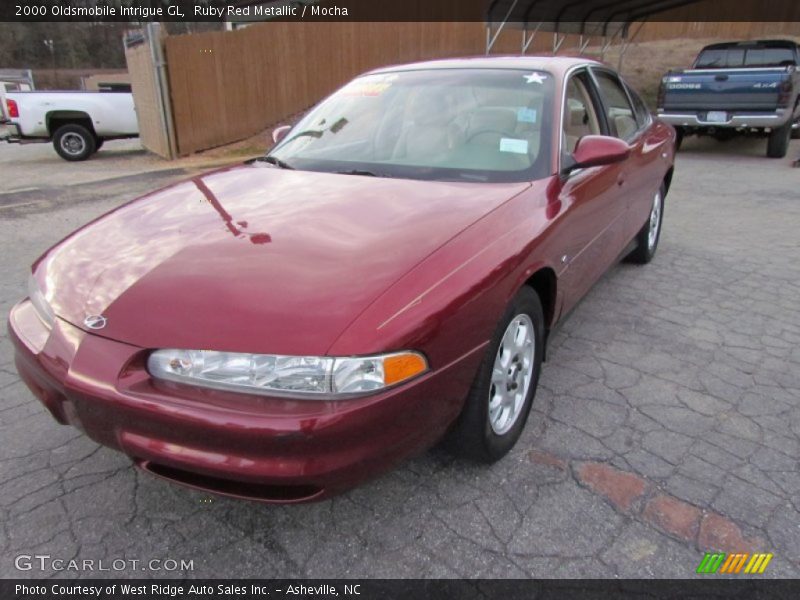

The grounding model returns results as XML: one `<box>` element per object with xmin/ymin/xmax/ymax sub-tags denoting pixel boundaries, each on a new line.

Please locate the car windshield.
<box><xmin>267</xmin><ymin>68</ymin><xmax>555</xmax><ymax>182</ymax></box>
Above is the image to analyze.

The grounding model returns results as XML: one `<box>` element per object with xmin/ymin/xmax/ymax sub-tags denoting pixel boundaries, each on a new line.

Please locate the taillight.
<box><xmin>656</xmin><ymin>79</ymin><xmax>667</xmax><ymax>109</ymax></box>
<box><xmin>776</xmin><ymin>80</ymin><xmax>792</xmax><ymax>108</ymax></box>
<box><xmin>6</xmin><ymin>98</ymin><xmax>18</xmax><ymax>118</ymax></box>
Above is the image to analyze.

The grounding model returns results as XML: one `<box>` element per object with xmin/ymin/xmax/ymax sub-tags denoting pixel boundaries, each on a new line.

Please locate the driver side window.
<box><xmin>562</xmin><ymin>74</ymin><xmax>601</xmax><ymax>156</ymax></box>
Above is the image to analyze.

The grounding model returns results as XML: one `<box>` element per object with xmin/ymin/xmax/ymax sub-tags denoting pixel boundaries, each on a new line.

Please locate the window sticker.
<box><xmin>499</xmin><ymin>138</ymin><xmax>529</xmax><ymax>154</ymax></box>
<box><xmin>341</xmin><ymin>81</ymin><xmax>392</xmax><ymax>97</ymax></box>
<box><xmin>341</xmin><ymin>72</ymin><xmax>400</xmax><ymax>96</ymax></box>
<box><xmin>523</xmin><ymin>72</ymin><xmax>546</xmax><ymax>84</ymax></box>
<box><xmin>517</xmin><ymin>107</ymin><xmax>537</xmax><ymax>123</ymax></box>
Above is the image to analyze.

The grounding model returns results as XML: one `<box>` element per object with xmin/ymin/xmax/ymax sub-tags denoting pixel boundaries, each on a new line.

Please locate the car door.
<box><xmin>555</xmin><ymin>68</ymin><xmax>629</xmax><ymax>317</ymax></box>
<box><xmin>590</xmin><ymin>68</ymin><xmax>662</xmax><ymax>245</ymax></box>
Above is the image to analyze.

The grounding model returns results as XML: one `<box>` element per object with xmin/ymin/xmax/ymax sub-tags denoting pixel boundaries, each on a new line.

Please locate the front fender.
<box><xmin>327</xmin><ymin>180</ymin><xmax>561</xmax><ymax>372</ymax></box>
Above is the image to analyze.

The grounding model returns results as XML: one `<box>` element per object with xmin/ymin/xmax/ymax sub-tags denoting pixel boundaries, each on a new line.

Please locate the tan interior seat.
<box><xmin>392</xmin><ymin>90</ymin><xmax>452</xmax><ymax>161</ymax></box>
<box><xmin>564</xmin><ymin>101</ymin><xmax>590</xmax><ymax>153</ymax></box>
<box><xmin>562</xmin><ymin>77</ymin><xmax>601</xmax><ymax>155</ymax></box>
<box><xmin>614</xmin><ymin>114</ymin><xmax>638</xmax><ymax>140</ymax></box>
<box><xmin>464</xmin><ymin>107</ymin><xmax>517</xmax><ymax>146</ymax></box>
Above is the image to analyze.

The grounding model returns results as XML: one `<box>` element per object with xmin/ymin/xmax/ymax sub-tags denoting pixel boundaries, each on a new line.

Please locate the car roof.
<box><xmin>367</xmin><ymin>55</ymin><xmax>603</xmax><ymax>77</ymax></box>
<box><xmin>701</xmin><ymin>39</ymin><xmax>799</xmax><ymax>51</ymax></box>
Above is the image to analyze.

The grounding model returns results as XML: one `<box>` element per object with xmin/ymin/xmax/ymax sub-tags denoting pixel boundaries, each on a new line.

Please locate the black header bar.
<box><xmin>5</xmin><ymin>579</ymin><xmax>800</xmax><ymax>600</ymax></box>
<box><xmin>3</xmin><ymin>0</ymin><xmax>800</xmax><ymax>23</ymax></box>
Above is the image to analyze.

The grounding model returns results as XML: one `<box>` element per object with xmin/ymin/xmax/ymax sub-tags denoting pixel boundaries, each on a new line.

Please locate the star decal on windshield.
<box><xmin>523</xmin><ymin>72</ymin><xmax>546</xmax><ymax>84</ymax></box>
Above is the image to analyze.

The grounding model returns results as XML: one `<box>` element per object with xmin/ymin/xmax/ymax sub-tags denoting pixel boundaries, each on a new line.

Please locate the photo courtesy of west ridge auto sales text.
<box><xmin>1</xmin><ymin>0</ymin><xmax>799</xmax><ymax>598</ymax></box>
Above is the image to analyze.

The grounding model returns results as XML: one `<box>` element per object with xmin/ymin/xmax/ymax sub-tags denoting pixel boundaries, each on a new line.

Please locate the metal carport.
<box><xmin>484</xmin><ymin>0</ymin><xmax>704</xmax><ymax>63</ymax></box>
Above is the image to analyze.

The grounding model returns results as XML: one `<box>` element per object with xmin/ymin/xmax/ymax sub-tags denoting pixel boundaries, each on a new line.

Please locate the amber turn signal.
<box><xmin>383</xmin><ymin>352</ymin><xmax>428</xmax><ymax>386</ymax></box>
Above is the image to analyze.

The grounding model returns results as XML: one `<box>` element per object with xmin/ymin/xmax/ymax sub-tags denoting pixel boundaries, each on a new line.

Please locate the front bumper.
<box><xmin>8</xmin><ymin>299</ymin><xmax>482</xmax><ymax>503</ymax></box>
<box><xmin>656</xmin><ymin>110</ymin><xmax>792</xmax><ymax>130</ymax></box>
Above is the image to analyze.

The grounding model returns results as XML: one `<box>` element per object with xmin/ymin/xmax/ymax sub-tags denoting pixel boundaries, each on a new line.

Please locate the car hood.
<box><xmin>35</xmin><ymin>164</ymin><xmax>529</xmax><ymax>355</ymax></box>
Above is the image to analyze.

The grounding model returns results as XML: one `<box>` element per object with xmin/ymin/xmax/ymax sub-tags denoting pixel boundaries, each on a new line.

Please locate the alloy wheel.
<box><xmin>488</xmin><ymin>314</ymin><xmax>536</xmax><ymax>435</ymax></box>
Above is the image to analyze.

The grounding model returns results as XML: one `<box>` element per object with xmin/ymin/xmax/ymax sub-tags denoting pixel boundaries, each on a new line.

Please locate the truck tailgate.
<box><xmin>661</xmin><ymin>68</ymin><xmax>790</xmax><ymax>111</ymax></box>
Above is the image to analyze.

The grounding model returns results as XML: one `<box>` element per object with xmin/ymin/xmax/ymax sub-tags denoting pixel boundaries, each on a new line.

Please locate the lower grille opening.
<box><xmin>137</xmin><ymin>460</ymin><xmax>323</xmax><ymax>503</ymax></box>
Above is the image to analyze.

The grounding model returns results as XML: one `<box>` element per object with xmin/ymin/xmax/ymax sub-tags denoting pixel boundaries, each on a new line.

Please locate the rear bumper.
<box><xmin>656</xmin><ymin>110</ymin><xmax>792</xmax><ymax>129</ymax></box>
<box><xmin>8</xmin><ymin>299</ymin><xmax>482</xmax><ymax>503</ymax></box>
<box><xmin>0</xmin><ymin>122</ymin><xmax>42</xmax><ymax>143</ymax></box>
<box><xmin>0</xmin><ymin>121</ymin><xmax>17</xmax><ymax>141</ymax></box>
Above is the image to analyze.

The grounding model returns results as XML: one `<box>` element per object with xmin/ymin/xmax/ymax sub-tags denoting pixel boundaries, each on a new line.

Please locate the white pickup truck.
<box><xmin>1</xmin><ymin>91</ymin><xmax>139</xmax><ymax>161</ymax></box>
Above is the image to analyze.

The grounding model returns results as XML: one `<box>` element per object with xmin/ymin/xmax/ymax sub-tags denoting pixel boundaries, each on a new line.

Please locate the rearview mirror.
<box><xmin>563</xmin><ymin>135</ymin><xmax>630</xmax><ymax>175</ymax></box>
<box><xmin>271</xmin><ymin>125</ymin><xmax>291</xmax><ymax>145</ymax></box>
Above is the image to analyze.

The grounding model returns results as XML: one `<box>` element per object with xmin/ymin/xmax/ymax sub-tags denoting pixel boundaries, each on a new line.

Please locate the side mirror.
<box><xmin>271</xmin><ymin>125</ymin><xmax>291</xmax><ymax>145</ymax></box>
<box><xmin>562</xmin><ymin>135</ymin><xmax>630</xmax><ymax>175</ymax></box>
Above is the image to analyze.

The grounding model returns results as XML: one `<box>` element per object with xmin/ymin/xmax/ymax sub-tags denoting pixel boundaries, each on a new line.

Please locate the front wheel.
<box><xmin>626</xmin><ymin>184</ymin><xmax>665</xmax><ymax>264</ymax></box>
<box><xmin>53</xmin><ymin>124</ymin><xmax>96</xmax><ymax>161</ymax></box>
<box><xmin>446</xmin><ymin>287</ymin><xmax>544</xmax><ymax>462</ymax></box>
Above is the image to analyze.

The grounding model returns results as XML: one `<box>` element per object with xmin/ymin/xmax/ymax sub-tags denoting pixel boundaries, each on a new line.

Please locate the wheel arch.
<box><xmin>523</xmin><ymin>267</ymin><xmax>557</xmax><ymax>329</ymax></box>
<box><xmin>46</xmin><ymin>110</ymin><xmax>95</xmax><ymax>137</ymax></box>
<box><xmin>663</xmin><ymin>166</ymin><xmax>674</xmax><ymax>197</ymax></box>
<box><xmin>519</xmin><ymin>266</ymin><xmax>558</xmax><ymax>360</ymax></box>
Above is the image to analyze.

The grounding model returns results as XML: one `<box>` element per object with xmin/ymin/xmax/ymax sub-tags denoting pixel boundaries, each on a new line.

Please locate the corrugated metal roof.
<box><xmin>487</xmin><ymin>0</ymin><xmax>703</xmax><ymax>35</ymax></box>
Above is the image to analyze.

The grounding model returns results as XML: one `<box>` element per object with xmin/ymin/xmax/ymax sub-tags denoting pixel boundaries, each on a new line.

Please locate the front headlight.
<box><xmin>147</xmin><ymin>349</ymin><xmax>428</xmax><ymax>398</ymax></box>
<box><xmin>28</xmin><ymin>275</ymin><xmax>55</xmax><ymax>329</ymax></box>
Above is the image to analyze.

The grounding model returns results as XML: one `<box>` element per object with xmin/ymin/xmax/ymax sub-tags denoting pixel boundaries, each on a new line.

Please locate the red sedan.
<box><xmin>8</xmin><ymin>57</ymin><xmax>675</xmax><ymax>502</ymax></box>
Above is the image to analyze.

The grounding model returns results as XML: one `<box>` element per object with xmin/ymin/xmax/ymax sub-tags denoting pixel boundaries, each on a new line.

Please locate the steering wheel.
<box><xmin>465</xmin><ymin>129</ymin><xmax>513</xmax><ymax>144</ymax></box>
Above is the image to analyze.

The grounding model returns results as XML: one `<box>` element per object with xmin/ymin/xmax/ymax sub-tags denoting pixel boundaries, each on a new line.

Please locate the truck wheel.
<box><xmin>53</xmin><ymin>124</ymin><xmax>96</xmax><ymax>161</ymax></box>
<box><xmin>791</xmin><ymin>118</ymin><xmax>800</xmax><ymax>140</ymax></box>
<box><xmin>766</xmin><ymin>122</ymin><xmax>791</xmax><ymax>158</ymax></box>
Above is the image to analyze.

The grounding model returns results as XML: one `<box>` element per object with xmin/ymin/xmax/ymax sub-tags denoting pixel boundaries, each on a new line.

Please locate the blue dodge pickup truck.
<box><xmin>656</xmin><ymin>40</ymin><xmax>800</xmax><ymax>158</ymax></box>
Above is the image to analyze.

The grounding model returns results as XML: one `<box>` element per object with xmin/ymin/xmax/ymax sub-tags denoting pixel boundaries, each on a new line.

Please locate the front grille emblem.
<box><xmin>84</xmin><ymin>315</ymin><xmax>107</xmax><ymax>330</ymax></box>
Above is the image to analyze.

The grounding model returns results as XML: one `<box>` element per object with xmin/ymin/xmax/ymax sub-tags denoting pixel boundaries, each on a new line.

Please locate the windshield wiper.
<box><xmin>258</xmin><ymin>155</ymin><xmax>295</xmax><ymax>170</ymax></box>
<box><xmin>335</xmin><ymin>169</ymin><xmax>385</xmax><ymax>177</ymax></box>
<box><xmin>281</xmin><ymin>129</ymin><xmax>325</xmax><ymax>147</ymax></box>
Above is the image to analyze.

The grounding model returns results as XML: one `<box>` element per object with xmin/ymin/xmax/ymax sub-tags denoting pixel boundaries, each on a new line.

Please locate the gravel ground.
<box><xmin>0</xmin><ymin>135</ymin><xmax>798</xmax><ymax>579</ymax></box>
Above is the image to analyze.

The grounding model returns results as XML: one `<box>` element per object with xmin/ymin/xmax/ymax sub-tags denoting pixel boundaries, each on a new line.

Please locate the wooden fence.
<box><xmin>125</xmin><ymin>39</ymin><xmax>173</xmax><ymax>158</ymax></box>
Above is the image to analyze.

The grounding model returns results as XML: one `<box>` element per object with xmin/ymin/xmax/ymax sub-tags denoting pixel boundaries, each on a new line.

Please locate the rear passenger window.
<box><xmin>593</xmin><ymin>71</ymin><xmax>639</xmax><ymax>141</ymax></box>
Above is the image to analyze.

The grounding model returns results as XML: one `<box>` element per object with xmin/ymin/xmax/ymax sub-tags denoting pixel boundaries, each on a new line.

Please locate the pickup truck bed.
<box><xmin>657</xmin><ymin>40</ymin><xmax>800</xmax><ymax>158</ymax></box>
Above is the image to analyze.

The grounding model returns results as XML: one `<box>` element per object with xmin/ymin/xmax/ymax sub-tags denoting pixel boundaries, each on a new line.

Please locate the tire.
<box><xmin>626</xmin><ymin>183</ymin><xmax>665</xmax><ymax>265</ymax></box>
<box><xmin>791</xmin><ymin>119</ymin><xmax>800</xmax><ymax>140</ymax></box>
<box><xmin>94</xmin><ymin>137</ymin><xmax>104</xmax><ymax>152</ymax></box>
<box><xmin>766</xmin><ymin>121</ymin><xmax>791</xmax><ymax>158</ymax></box>
<box><xmin>674</xmin><ymin>126</ymin><xmax>684</xmax><ymax>151</ymax></box>
<box><xmin>53</xmin><ymin>124</ymin><xmax>95</xmax><ymax>161</ymax></box>
<box><xmin>446</xmin><ymin>287</ymin><xmax>544</xmax><ymax>463</ymax></box>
